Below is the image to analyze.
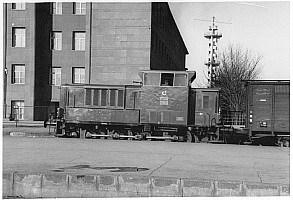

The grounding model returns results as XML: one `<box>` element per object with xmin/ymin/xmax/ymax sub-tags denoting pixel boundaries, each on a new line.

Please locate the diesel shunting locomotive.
<box><xmin>54</xmin><ymin>70</ymin><xmax>220</xmax><ymax>142</ymax></box>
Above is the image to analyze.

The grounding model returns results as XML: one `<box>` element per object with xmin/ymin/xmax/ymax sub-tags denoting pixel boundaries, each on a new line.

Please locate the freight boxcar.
<box><xmin>245</xmin><ymin>80</ymin><xmax>290</xmax><ymax>146</ymax></box>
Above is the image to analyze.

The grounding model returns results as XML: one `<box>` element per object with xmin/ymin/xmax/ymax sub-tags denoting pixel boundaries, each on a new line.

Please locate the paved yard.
<box><xmin>3</xmin><ymin>136</ymin><xmax>290</xmax><ymax>185</ymax></box>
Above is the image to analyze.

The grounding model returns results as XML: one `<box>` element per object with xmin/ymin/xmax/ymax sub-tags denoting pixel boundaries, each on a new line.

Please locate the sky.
<box><xmin>169</xmin><ymin>1</ymin><xmax>290</xmax><ymax>87</ymax></box>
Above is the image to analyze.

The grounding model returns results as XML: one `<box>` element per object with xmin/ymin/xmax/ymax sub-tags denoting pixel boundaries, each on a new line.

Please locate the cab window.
<box><xmin>161</xmin><ymin>73</ymin><xmax>174</xmax><ymax>86</ymax></box>
<box><xmin>203</xmin><ymin>95</ymin><xmax>209</xmax><ymax>109</ymax></box>
<box><xmin>144</xmin><ymin>73</ymin><xmax>160</xmax><ymax>86</ymax></box>
<box><xmin>174</xmin><ymin>74</ymin><xmax>187</xmax><ymax>86</ymax></box>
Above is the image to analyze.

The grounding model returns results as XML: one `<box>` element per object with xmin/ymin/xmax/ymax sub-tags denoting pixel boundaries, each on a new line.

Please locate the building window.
<box><xmin>72</xmin><ymin>67</ymin><xmax>85</xmax><ymax>83</ymax></box>
<box><xmin>52</xmin><ymin>2</ymin><xmax>62</xmax><ymax>14</ymax></box>
<box><xmin>11</xmin><ymin>101</ymin><xmax>25</xmax><ymax>120</ymax></box>
<box><xmin>51</xmin><ymin>32</ymin><xmax>62</xmax><ymax>50</ymax></box>
<box><xmin>12</xmin><ymin>3</ymin><xmax>26</xmax><ymax>10</ymax></box>
<box><xmin>12</xmin><ymin>65</ymin><xmax>25</xmax><ymax>84</ymax></box>
<box><xmin>12</xmin><ymin>28</ymin><xmax>25</xmax><ymax>47</ymax></box>
<box><xmin>73</xmin><ymin>2</ymin><xmax>86</xmax><ymax>15</ymax></box>
<box><xmin>73</xmin><ymin>32</ymin><xmax>85</xmax><ymax>51</ymax></box>
<box><xmin>51</xmin><ymin>67</ymin><xmax>61</xmax><ymax>86</ymax></box>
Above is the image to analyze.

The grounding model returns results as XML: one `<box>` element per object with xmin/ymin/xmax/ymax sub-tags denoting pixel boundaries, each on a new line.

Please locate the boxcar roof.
<box><xmin>244</xmin><ymin>80</ymin><xmax>290</xmax><ymax>85</ymax></box>
<box><xmin>191</xmin><ymin>88</ymin><xmax>220</xmax><ymax>92</ymax></box>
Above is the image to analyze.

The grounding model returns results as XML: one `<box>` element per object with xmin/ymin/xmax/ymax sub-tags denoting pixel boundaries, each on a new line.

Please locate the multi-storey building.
<box><xmin>3</xmin><ymin>2</ymin><xmax>189</xmax><ymax>121</ymax></box>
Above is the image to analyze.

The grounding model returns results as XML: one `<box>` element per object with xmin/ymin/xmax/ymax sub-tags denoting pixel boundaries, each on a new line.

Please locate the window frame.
<box><xmin>73</xmin><ymin>2</ymin><xmax>86</xmax><ymax>15</ymax></box>
<box><xmin>202</xmin><ymin>95</ymin><xmax>210</xmax><ymax>110</ymax></box>
<box><xmin>12</xmin><ymin>3</ymin><xmax>26</xmax><ymax>10</ymax></box>
<box><xmin>143</xmin><ymin>72</ymin><xmax>188</xmax><ymax>87</ymax></box>
<box><xmin>51</xmin><ymin>67</ymin><xmax>61</xmax><ymax>86</ymax></box>
<box><xmin>12</xmin><ymin>64</ymin><xmax>25</xmax><ymax>84</ymax></box>
<box><xmin>160</xmin><ymin>73</ymin><xmax>174</xmax><ymax>86</ymax></box>
<box><xmin>52</xmin><ymin>2</ymin><xmax>62</xmax><ymax>15</ymax></box>
<box><xmin>72</xmin><ymin>67</ymin><xmax>85</xmax><ymax>84</ymax></box>
<box><xmin>143</xmin><ymin>73</ymin><xmax>160</xmax><ymax>86</ymax></box>
<box><xmin>215</xmin><ymin>95</ymin><xmax>219</xmax><ymax>114</ymax></box>
<box><xmin>84</xmin><ymin>88</ymin><xmax>125</xmax><ymax>109</ymax></box>
<box><xmin>11</xmin><ymin>100</ymin><xmax>25</xmax><ymax>120</ymax></box>
<box><xmin>51</xmin><ymin>31</ymin><xmax>62</xmax><ymax>50</ymax></box>
<box><xmin>73</xmin><ymin>31</ymin><xmax>86</xmax><ymax>51</ymax></box>
<box><xmin>12</xmin><ymin>27</ymin><xmax>25</xmax><ymax>47</ymax></box>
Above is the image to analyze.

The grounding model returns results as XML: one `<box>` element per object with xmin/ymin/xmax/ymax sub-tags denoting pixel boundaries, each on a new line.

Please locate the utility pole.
<box><xmin>204</xmin><ymin>17</ymin><xmax>222</xmax><ymax>88</ymax></box>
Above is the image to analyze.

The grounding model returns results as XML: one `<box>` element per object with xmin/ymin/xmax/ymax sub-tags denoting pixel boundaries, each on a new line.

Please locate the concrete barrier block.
<box><xmin>2</xmin><ymin>172</ymin><xmax>13</xmax><ymax>197</ymax></box>
<box><xmin>217</xmin><ymin>181</ymin><xmax>243</xmax><ymax>196</ymax></box>
<box><xmin>151</xmin><ymin>178</ymin><xmax>180</xmax><ymax>197</ymax></box>
<box><xmin>183</xmin><ymin>179</ymin><xmax>214</xmax><ymax>197</ymax></box>
<box><xmin>97</xmin><ymin>175</ymin><xmax>119</xmax><ymax>198</ymax></box>
<box><xmin>118</xmin><ymin>176</ymin><xmax>150</xmax><ymax>197</ymax></box>
<box><xmin>42</xmin><ymin>174</ymin><xmax>69</xmax><ymax>198</ymax></box>
<box><xmin>245</xmin><ymin>183</ymin><xmax>281</xmax><ymax>196</ymax></box>
<box><xmin>279</xmin><ymin>186</ymin><xmax>290</xmax><ymax>196</ymax></box>
<box><xmin>68</xmin><ymin>175</ymin><xmax>98</xmax><ymax>197</ymax></box>
<box><xmin>14</xmin><ymin>173</ymin><xmax>42</xmax><ymax>198</ymax></box>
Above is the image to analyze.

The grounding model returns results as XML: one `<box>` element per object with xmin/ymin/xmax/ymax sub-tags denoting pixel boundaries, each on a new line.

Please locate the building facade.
<box><xmin>3</xmin><ymin>2</ymin><xmax>188</xmax><ymax>121</ymax></box>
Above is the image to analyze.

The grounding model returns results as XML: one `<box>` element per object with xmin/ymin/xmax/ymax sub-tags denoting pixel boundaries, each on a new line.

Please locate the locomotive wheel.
<box><xmin>85</xmin><ymin>131</ymin><xmax>92</xmax><ymax>139</ymax></box>
<box><xmin>99</xmin><ymin>130</ymin><xmax>107</xmax><ymax>139</ymax></box>
<box><xmin>194</xmin><ymin>135</ymin><xmax>199</xmax><ymax>143</ymax></box>
<box><xmin>112</xmin><ymin>132</ymin><xmax>120</xmax><ymax>139</ymax></box>
<box><xmin>186</xmin><ymin>131</ymin><xmax>192</xmax><ymax>143</ymax></box>
<box><xmin>71</xmin><ymin>131</ymin><xmax>79</xmax><ymax>138</ymax></box>
<box><xmin>127</xmin><ymin>130</ymin><xmax>133</xmax><ymax>140</ymax></box>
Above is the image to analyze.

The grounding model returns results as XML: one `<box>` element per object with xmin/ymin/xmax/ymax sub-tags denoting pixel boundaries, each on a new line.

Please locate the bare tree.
<box><xmin>215</xmin><ymin>44</ymin><xmax>262</xmax><ymax>113</ymax></box>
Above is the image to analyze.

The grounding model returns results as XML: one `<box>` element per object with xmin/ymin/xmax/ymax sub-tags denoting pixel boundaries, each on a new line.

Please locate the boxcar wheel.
<box><xmin>283</xmin><ymin>140</ymin><xmax>290</xmax><ymax>147</ymax></box>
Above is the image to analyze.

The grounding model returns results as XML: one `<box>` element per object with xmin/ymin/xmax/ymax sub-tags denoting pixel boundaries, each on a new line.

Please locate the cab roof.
<box><xmin>138</xmin><ymin>70</ymin><xmax>196</xmax><ymax>84</ymax></box>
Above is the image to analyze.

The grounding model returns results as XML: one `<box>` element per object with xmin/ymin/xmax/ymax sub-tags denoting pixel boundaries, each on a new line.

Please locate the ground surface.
<box><xmin>3</xmin><ymin>136</ymin><xmax>290</xmax><ymax>185</ymax></box>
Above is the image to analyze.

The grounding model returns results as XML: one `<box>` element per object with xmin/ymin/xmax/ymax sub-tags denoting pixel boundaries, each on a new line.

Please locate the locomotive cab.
<box><xmin>139</xmin><ymin>70</ymin><xmax>196</xmax><ymax>125</ymax></box>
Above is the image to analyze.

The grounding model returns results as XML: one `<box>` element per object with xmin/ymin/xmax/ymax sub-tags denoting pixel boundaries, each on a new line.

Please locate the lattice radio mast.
<box><xmin>204</xmin><ymin>17</ymin><xmax>222</xmax><ymax>88</ymax></box>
